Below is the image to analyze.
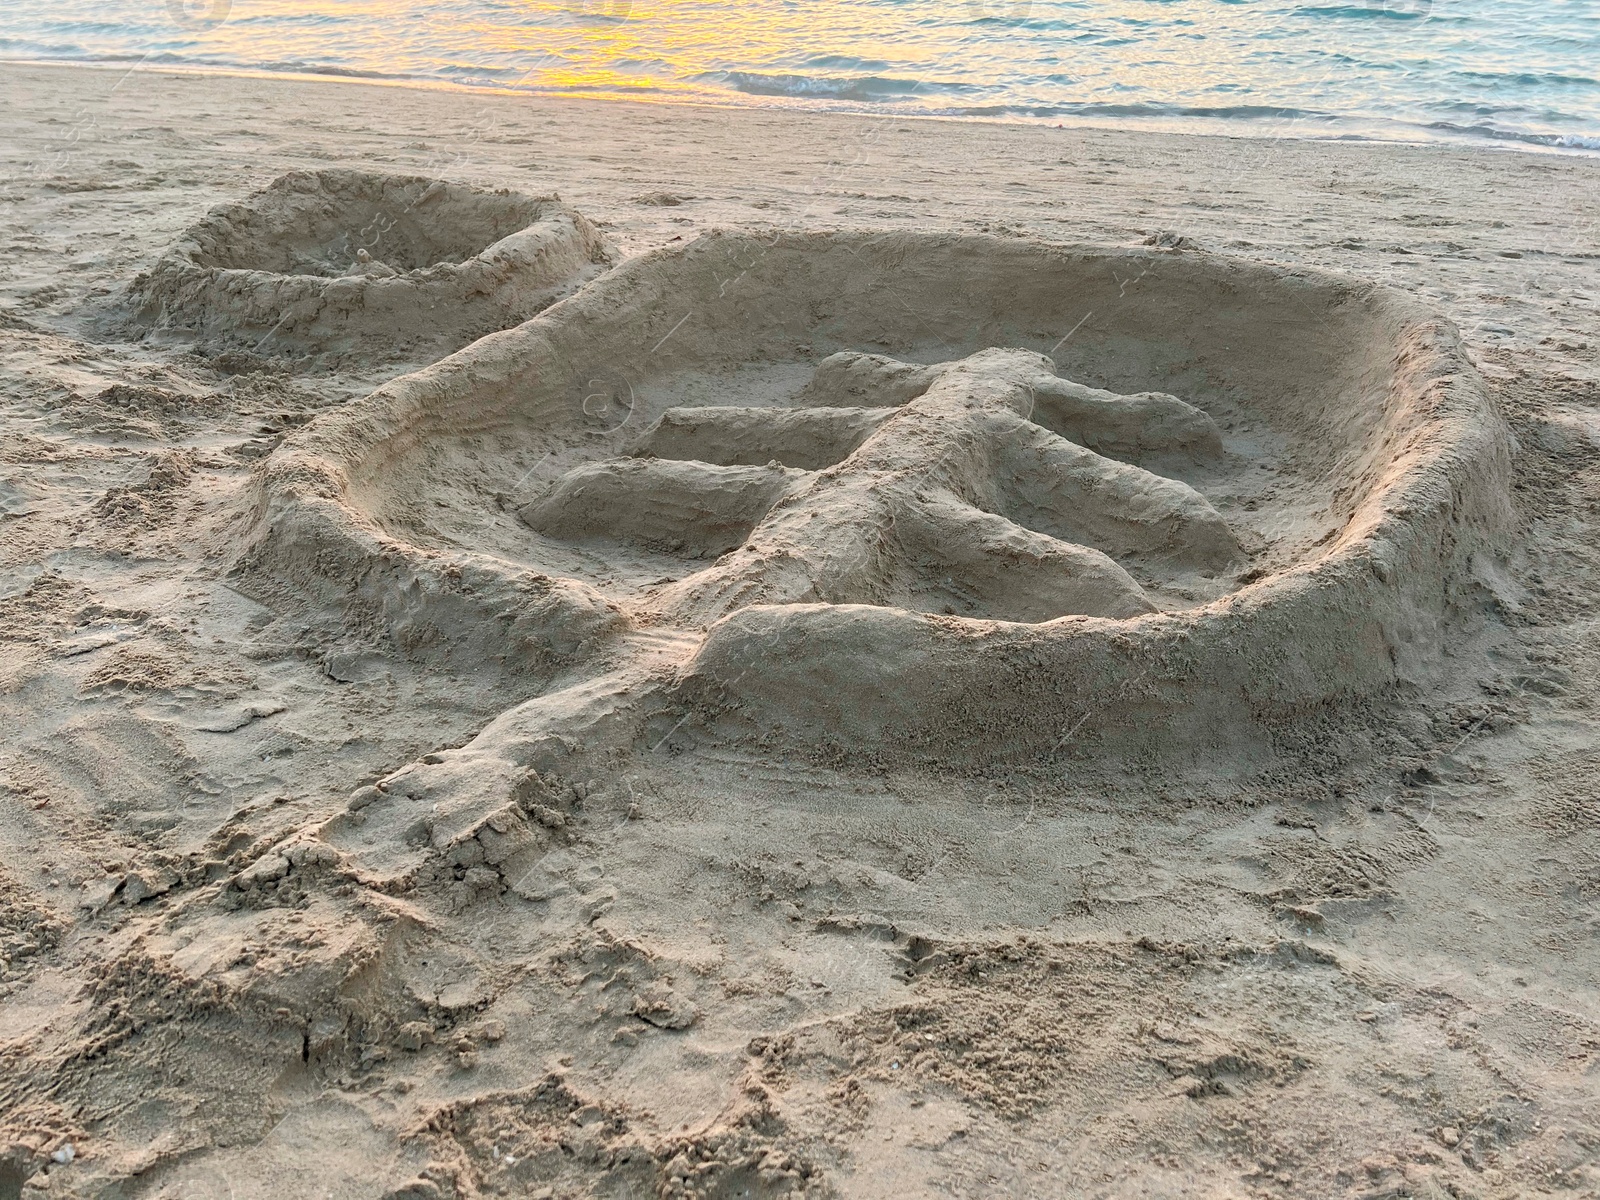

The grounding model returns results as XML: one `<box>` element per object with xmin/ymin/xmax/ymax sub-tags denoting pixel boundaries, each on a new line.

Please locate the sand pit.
<box><xmin>124</xmin><ymin>169</ymin><xmax>610</xmax><ymax>363</ymax></box>
<box><xmin>242</xmin><ymin>230</ymin><xmax>1512</xmax><ymax>769</ymax></box>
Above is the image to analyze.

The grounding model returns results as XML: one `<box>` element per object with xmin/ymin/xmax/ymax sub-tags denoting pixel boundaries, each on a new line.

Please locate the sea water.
<box><xmin>3</xmin><ymin>0</ymin><xmax>1597</xmax><ymax>152</ymax></box>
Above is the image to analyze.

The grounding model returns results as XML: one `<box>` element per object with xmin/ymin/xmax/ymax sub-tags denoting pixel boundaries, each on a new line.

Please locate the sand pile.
<box><xmin>243</xmin><ymin>230</ymin><xmax>1512</xmax><ymax>773</ymax></box>
<box><xmin>123</xmin><ymin>169</ymin><xmax>610</xmax><ymax>364</ymax></box>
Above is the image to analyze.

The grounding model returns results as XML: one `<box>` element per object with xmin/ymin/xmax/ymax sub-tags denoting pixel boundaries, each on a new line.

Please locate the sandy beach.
<box><xmin>1</xmin><ymin>59</ymin><xmax>1599</xmax><ymax>1199</ymax></box>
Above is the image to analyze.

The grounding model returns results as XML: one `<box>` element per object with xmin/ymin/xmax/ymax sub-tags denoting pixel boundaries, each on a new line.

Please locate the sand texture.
<box><xmin>2</xmin><ymin>61</ymin><xmax>1599</xmax><ymax>1200</ymax></box>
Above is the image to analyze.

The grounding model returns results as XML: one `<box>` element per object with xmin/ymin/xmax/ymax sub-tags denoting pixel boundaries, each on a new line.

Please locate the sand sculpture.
<box><xmin>0</xmin><ymin>183</ymin><xmax>1530</xmax><ymax>1197</ymax></box>
<box><xmin>239</xmin><ymin>230</ymin><xmax>1513</xmax><ymax>775</ymax></box>
<box><xmin>525</xmin><ymin>346</ymin><xmax>1238</xmax><ymax>626</ymax></box>
<box><xmin>124</xmin><ymin>168</ymin><xmax>610</xmax><ymax>362</ymax></box>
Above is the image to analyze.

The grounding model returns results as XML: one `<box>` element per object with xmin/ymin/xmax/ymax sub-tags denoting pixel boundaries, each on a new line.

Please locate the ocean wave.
<box><xmin>802</xmin><ymin>55</ymin><xmax>894</xmax><ymax>72</ymax></box>
<box><xmin>0</xmin><ymin>36</ymin><xmax>92</xmax><ymax>56</ymax></box>
<box><xmin>697</xmin><ymin>72</ymin><xmax>1335</xmax><ymax>123</ymax></box>
<box><xmin>1449</xmin><ymin>69</ymin><xmax>1598</xmax><ymax>88</ymax></box>
<box><xmin>1425</xmin><ymin>121</ymin><xmax>1600</xmax><ymax>150</ymax></box>
<box><xmin>1295</xmin><ymin>4</ymin><xmax>1436</xmax><ymax>20</ymax></box>
<box><xmin>884</xmin><ymin>99</ymin><xmax>1333</xmax><ymax>123</ymax></box>
<box><xmin>193</xmin><ymin>57</ymin><xmax>415</xmax><ymax>81</ymax></box>
<box><xmin>707</xmin><ymin>70</ymin><xmax>976</xmax><ymax>101</ymax></box>
<box><xmin>1059</xmin><ymin>101</ymin><xmax>1329</xmax><ymax>121</ymax></box>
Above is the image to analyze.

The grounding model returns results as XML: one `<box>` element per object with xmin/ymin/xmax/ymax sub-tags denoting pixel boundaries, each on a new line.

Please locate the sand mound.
<box><xmin>239</xmin><ymin>231</ymin><xmax>1512</xmax><ymax>768</ymax></box>
<box><xmin>124</xmin><ymin>169</ymin><xmax>610</xmax><ymax>362</ymax></box>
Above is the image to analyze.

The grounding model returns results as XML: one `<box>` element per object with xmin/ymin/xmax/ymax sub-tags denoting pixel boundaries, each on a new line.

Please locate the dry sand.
<box><xmin>1</xmin><ymin>60</ymin><xmax>1599</xmax><ymax>1199</ymax></box>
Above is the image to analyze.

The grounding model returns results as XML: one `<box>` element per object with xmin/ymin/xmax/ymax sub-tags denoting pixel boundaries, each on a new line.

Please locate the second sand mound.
<box><xmin>125</xmin><ymin>169</ymin><xmax>610</xmax><ymax>363</ymax></box>
<box><xmin>237</xmin><ymin>230</ymin><xmax>1513</xmax><ymax>766</ymax></box>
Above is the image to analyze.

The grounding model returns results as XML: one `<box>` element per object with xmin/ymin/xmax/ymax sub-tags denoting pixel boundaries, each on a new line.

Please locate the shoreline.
<box><xmin>8</xmin><ymin>54</ymin><xmax>1600</xmax><ymax>161</ymax></box>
